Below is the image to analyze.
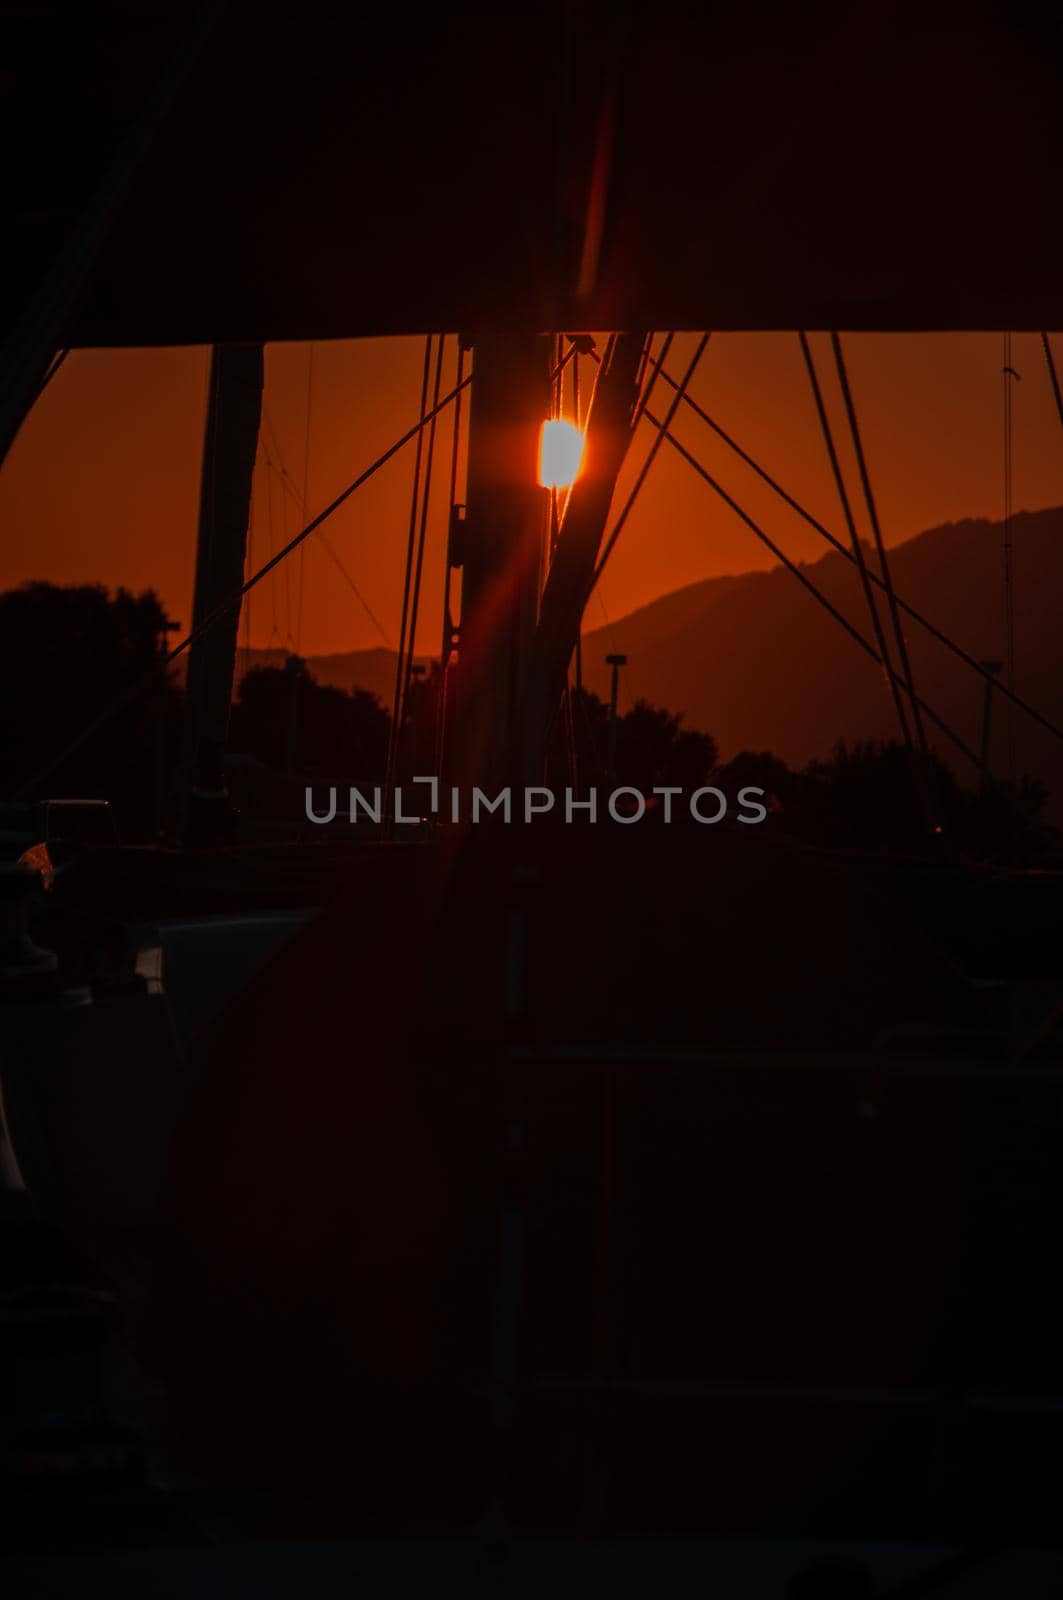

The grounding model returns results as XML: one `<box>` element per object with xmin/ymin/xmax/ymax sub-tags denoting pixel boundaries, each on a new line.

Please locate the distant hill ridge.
<box><xmin>239</xmin><ymin>506</ymin><xmax>1063</xmax><ymax>806</ymax></box>
<box><xmin>235</xmin><ymin>646</ymin><xmax>429</xmax><ymax>710</ymax></box>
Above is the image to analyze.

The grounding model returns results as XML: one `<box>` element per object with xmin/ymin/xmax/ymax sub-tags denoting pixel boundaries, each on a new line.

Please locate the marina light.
<box><xmin>538</xmin><ymin>419</ymin><xmax>585</xmax><ymax>489</ymax></box>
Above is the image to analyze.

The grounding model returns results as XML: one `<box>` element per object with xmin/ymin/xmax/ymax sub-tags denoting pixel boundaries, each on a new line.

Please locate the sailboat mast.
<box><xmin>179</xmin><ymin>342</ymin><xmax>264</xmax><ymax>844</ymax></box>
<box><xmin>447</xmin><ymin>333</ymin><xmax>552</xmax><ymax>793</ymax></box>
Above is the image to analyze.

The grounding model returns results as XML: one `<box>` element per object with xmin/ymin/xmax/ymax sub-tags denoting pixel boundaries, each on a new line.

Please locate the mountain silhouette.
<box><xmin>237</xmin><ymin>507</ymin><xmax>1063</xmax><ymax>814</ymax></box>
<box><xmin>579</xmin><ymin>506</ymin><xmax>1063</xmax><ymax>813</ymax></box>
<box><xmin>234</xmin><ymin>646</ymin><xmax>428</xmax><ymax>711</ymax></box>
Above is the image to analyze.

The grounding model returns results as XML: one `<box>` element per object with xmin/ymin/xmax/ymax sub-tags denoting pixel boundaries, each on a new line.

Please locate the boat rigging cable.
<box><xmin>638</xmin><ymin>404</ymin><xmax>986</xmax><ymax>777</ymax></box>
<box><xmin>261</xmin><ymin>441</ymin><xmax>280</xmax><ymax>644</ymax></box>
<box><xmin>12</xmin><ymin>370</ymin><xmax>475</xmax><ymax>799</ymax></box>
<box><xmin>631</xmin><ymin>332</ymin><xmax>673</xmax><ymax>433</ymax></box>
<box><xmin>399</xmin><ymin>335</ymin><xmax>446</xmax><ymax>749</ymax></box>
<box><xmin>646</xmin><ymin>355</ymin><xmax>1063</xmax><ymax>747</ymax></box>
<box><xmin>585</xmin><ymin>338</ymin><xmax>1063</xmax><ymax>769</ymax></box>
<box><xmin>186</xmin><ymin>347</ymin><xmax>223</xmax><ymax>752</ymax></box>
<box><xmin>260</xmin><ymin>437</ymin><xmax>392</xmax><ymax>647</ymax></box>
<box><xmin>799</xmin><ymin>332</ymin><xmax>916</xmax><ymax>760</ymax></box>
<box><xmin>33</xmin><ymin>348</ymin><xmax>69</xmax><ymax>402</ymax></box>
<box><xmin>633</xmin><ymin>335</ymin><xmax>653</xmax><ymax>397</ymax></box>
<box><xmin>1003</xmin><ymin>333</ymin><xmax>1017</xmax><ymax>794</ymax></box>
<box><xmin>830</xmin><ymin>332</ymin><xmax>930</xmax><ymax>762</ymax></box>
<box><xmin>550</xmin><ymin>340</ymin><xmax>564</xmax><ymax>553</ymax></box>
<box><xmin>385</xmin><ymin>335</ymin><xmax>435</xmax><ymax>812</ymax></box>
<box><xmin>280</xmin><ymin>445</ymin><xmax>294</xmax><ymax>646</ymax></box>
<box><xmin>572</xmin><ymin>347</ymin><xmax>588</xmax><ymax>689</ymax></box>
<box><xmin>435</xmin><ymin>341</ymin><xmax>466</xmax><ymax>776</ymax></box>
<box><xmin>591</xmin><ymin>334</ymin><xmax>709</xmax><ymax>588</ymax></box>
<box><xmin>544</xmin><ymin>337</ymin><xmax>617</xmax><ymax>643</ymax></box>
<box><xmin>553</xmin><ymin>339</ymin><xmax>577</xmax><ymax>790</ymax></box>
<box><xmin>1042</xmin><ymin>332</ymin><xmax>1063</xmax><ymax>436</ymax></box>
<box><xmin>262</xmin><ymin>404</ymin><xmax>391</xmax><ymax>644</ymax></box>
<box><xmin>296</xmin><ymin>341</ymin><xmax>315</xmax><ymax>652</ymax></box>
<box><xmin>243</xmin><ymin>468</ymin><xmax>255</xmax><ymax>674</ymax></box>
<box><xmin>264</xmin><ymin>394</ymin><xmax>294</xmax><ymax>646</ymax></box>
<box><xmin>15</xmin><ymin>337</ymin><xmax>1063</xmax><ymax>804</ymax></box>
<box><xmin>830</xmin><ymin>332</ymin><xmax>941</xmax><ymax>834</ymax></box>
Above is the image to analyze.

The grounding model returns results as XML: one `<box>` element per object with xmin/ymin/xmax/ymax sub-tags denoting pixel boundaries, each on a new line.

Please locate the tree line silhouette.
<box><xmin>0</xmin><ymin>582</ymin><xmax>1055</xmax><ymax>863</ymax></box>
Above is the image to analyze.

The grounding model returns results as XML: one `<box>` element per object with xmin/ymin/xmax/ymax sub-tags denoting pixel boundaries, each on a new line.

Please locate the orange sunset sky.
<box><xmin>2</xmin><ymin>332</ymin><xmax>1062</xmax><ymax>665</ymax></box>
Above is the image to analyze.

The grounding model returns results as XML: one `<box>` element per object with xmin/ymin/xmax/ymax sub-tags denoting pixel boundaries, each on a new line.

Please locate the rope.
<box><xmin>548</xmin><ymin>341</ymin><xmax>581</xmax><ymax>546</ymax></box>
<box><xmin>399</xmin><ymin>334</ymin><xmax>446</xmax><ymax>747</ymax></box>
<box><xmin>243</xmin><ymin>467</ymin><xmax>255</xmax><ymax>676</ymax></box>
<box><xmin>262</xmin><ymin>441</ymin><xmax>280</xmax><ymax>643</ymax></box>
<box><xmin>642</xmin><ymin>407</ymin><xmax>985</xmax><ymax>777</ymax></box>
<box><xmin>631</xmin><ymin>332</ymin><xmax>674</xmax><ymax>433</ymax></box>
<box><xmin>312</xmin><ymin>531</ymin><xmax>393</xmax><ymax>649</ymax></box>
<box><xmin>280</xmin><ymin>448</ymin><xmax>294</xmax><ymax>646</ymax></box>
<box><xmin>385</xmin><ymin>336</ymin><xmax>434</xmax><ymax>806</ymax></box>
<box><xmin>553</xmin><ymin>297</ymin><xmax>578</xmax><ymax>791</ymax></box>
<box><xmin>186</xmin><ymin>347</ymin><xmax>224</xmax><ymax>772</ymax></box>
<box><xmin>830</xmin><ymin>332</ymin><xmax>941</xmax><ymax>838</ymax></box>
<box><xmin>435</xmin><ymin>341</ymin><xmax>466</xmax><ymax>776</ymax></box>
<box><xmin>296</xmin><ymin>341</ymin><xmax>314</xmax><ymax>651</ymax></box>
<box><xmin>799</xmin><ymin>332</ymin><xmax>915</xmax><ymax>756</ymax></box>
<box><xmin>591</xmin><ymin>334</ymin><xmax>709</xmax><ymax>589</ymax></box>
<box><xmin>633</xmin><ymin>334</ymin><xmax>653</xmax><ymax>396</ymax></box>
<box><xmin>264</xmin><ymin>398</ymin><xmax>294</xmax><ymax>647</ymax></box>
<box><xmin>1003</xmin><ymin>333</ymin><xmax>1017</xmax><ymax>794</ymax></box>
<box><xmin>35</xmin><ymin>348</ymin><xmax>69</xmax><ymax>401</ymax></box>
<box><xmin>260</xmin><ymin>411</ymin><xmax>284</xmax><ymax>644</ymax></box>
<box><xmin>1042</xmin><ymin>332</ymin><xmax>1063</xmax><ymax>436</ymax></box>
<box><xmin>831</xmin><ymin>332</ymin><xmax>930</xmax><ymax>759</ymax></box>
<box><xmin>262</xmin><ymin>445</ymin><xmax>392</xmax><ymax>647</ymax></box>
<box><xmin>647</xmin><ymin>354</ymin><xmax>1063</xmax><ymax>749</ymax></box>
<box><xmin>12</xmin><ymin>368</ymin><xmax>473</xmax><ymax>799</ymax></box>
<box><xmin>585</xmin><ymin>578</ymin><xmax>621</xmax><ymax>657</ymax></box>
<box><xmin>552</xmin><ymin>342</ymin><xmax>579</xmax><ymax>386</ymax></box>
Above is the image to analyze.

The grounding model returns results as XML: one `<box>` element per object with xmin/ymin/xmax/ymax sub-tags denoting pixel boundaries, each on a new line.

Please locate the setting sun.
<box><xmin>539</xmin><ymin>418</ymin><xmax>585</xmax><ymax>489</ymax></box>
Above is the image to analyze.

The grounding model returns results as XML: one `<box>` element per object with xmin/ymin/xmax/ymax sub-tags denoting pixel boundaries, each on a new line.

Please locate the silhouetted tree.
<box><xmin>617</xmin><ymin>699</ymin><xmax>719</xmax><ymax>792</ymax></box>
<box><xmin>956</xmin><ymin>770</ymin><xmax>1056</xmax><ymax>864</ymax></box>
<box><xmin>230</xmin><ymin>661</ymin><xmax>389</xmax><ymax>780</ymax></box>
<box><xmin>719</xmin><ymin>738</ymin><xmax>1057</xmax><ymax>863</ymax></box>
<box><xmin>549</xmin><ymin>689</ymin><xmax>717</xmax><ymax>793</ymax></box>
<box><xmin>714</xmin><ymin>749</ymin><xmax>796</xmax><ymax>813</ymax></box>
<box><xmin>798</xmin><ymin>739</ymin><xmax>953</xmax><ymax>853</ymax></box>
<box><xmin>0</xmin><ymin>581</ymin><xmax>181</xmax><ymax>840</ymax></box>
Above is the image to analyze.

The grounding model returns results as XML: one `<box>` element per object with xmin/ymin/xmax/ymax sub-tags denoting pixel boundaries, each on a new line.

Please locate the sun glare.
<box><xmin>539</xmin><ymin>419</ymin><xmax>585</xmax><ymax>489</ymax></box>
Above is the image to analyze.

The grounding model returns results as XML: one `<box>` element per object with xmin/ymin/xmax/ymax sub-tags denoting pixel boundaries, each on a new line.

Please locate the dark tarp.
<box><xmin>6</xmin><ymin>1</ymin><xmax>1063</xmax><ymax>348</ymax></box>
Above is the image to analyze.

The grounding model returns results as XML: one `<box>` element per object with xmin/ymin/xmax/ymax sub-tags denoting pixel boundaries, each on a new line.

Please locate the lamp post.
<box><xmin>605</xmin><ymin>653</ymin><xmax>627</xmax><ymax>784</ymax></box>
